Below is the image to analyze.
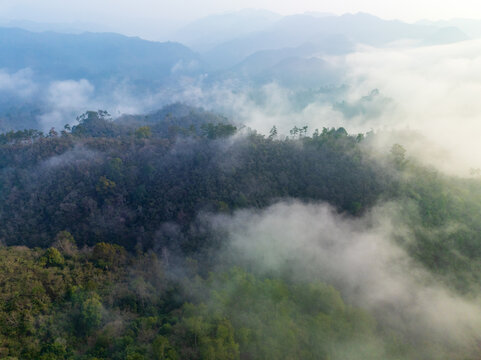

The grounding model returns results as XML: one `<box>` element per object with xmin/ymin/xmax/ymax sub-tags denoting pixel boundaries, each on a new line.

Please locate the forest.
<box><xmin>1</xmin><ymin>105</ymin><xmax>481</xmax><ymax>359</ymax></box>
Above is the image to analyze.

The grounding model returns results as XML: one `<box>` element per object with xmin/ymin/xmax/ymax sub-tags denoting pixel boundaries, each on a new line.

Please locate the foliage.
<box><xmin>2</xmin><ymin>106</ymin><xmax>481</xmax><ymax>358</ymax></box>
<box><xmin>0</xmin><ymin>109</ymin><xmax>389</xmax><ymax>251</ymax></box>
<box><xmin>40</xmin><ymin>247</ymin><xmax>65</xmax><ymax>267</ymax></box>
<box><xmin>0</xmin><ymin>248</ymin><xmax>399</xmax><ymax>360</ymax></box>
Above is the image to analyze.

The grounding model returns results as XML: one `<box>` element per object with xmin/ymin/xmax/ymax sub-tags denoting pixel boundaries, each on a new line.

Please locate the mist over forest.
<box><xmin>2</xmin><ymin>7</ymin><xmax>481</xmax><ymax>360</ymax></box>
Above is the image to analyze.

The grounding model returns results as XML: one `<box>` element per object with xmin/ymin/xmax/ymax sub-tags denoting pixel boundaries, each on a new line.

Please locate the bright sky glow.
<box><xmin>2</xmin><ymin>0</ymin><xmax>481</xmax><ymax>25</ymax></box>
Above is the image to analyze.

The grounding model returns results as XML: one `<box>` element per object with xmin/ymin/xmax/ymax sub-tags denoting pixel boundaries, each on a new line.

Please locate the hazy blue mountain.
<box><xmin>0</xmin><ymin>12</ymin><xmax>469</xmax><ymax>132</ymax></box>
<box><xmin>232</xmin><ymin>35</ymin><xmax>351</xmax><ymax>71</ymax></box>
<box><xmin>302</xmin><ymin>11</ymin><xmax>337</xmax><ymax>18</ymax></box>
<box><xmin>422</xmin><ymin>26</ymin><xmax>469</xmax><ymax>45</ymax></box>
<box><xmin>0</xmin><ymin>27</ymin><xmax>206</xmax><ymax>130</ymax></box>
<box><xmin>204</xmin><ymin>12</ymin><xmax>468</xmax><ymax>70</ymax></box>
<box><xmin>418</xmin><ymin>18</ymin><xmax>481</xmax><ymax>38</ymax></box>
<box><xmin>259</xmin><ymin>57</ymin><xmax>341</xmax><ymax>87</ymax></box>
<box><xmin>0</xmin><ymin>19</ymin><xmax>111</xmax><ymax>34</ymax></box>
<box><xmin>0</xmin><ymin>27</ymin><xmax>204</xmax><ymax>86</ymax></box>
<box><xmin>230</xmin><ymin>44</ymin><xmax>322</xmax><ymax>78</ymax></box>
<box><xmin>215</xmin><ymin>40</ymin><xmax>347</xmax><ymax>87</ymax></box>
<box><xmin>0</xmin><ymin>103</ymin><xmax>41</xmax><ymax>132</ymax></box>
<box><xmin>172</xmin><ymin>9</ymin><xmax>282</xmax><ymax>52</ymax></box>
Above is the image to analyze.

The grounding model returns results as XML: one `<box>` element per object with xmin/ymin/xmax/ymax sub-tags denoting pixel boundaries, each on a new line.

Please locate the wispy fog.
<box><xmin>5</xmin><ymin>35</ymin><xmax>481</xmax><ymax>176</ymax></box>
<box><xmin>0</xmin><ymin>68</ymin><xmax>37</xmax><ymax>97</ymax></box>
<box><xmin>208</xmin><ymin>200</ymin><xmax>481</xmax><ymax>356</ymax></box>
<box><xmin>39</xmin><ymin>79</ymin><xmax>95</xmax><ymax>129</ymax></box>
<box><xmin>157</xmin><ymin>39</ymin><xmax>481</xmax><ymax>175</ymax></box>
<box><xmin>344</xmin><ymin>39</ymin><xmax>481</xmax><ymax>174</ymax></box>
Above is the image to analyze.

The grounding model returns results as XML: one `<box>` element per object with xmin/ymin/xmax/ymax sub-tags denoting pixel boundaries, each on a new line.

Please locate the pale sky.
<box><xmin>2</xmin><ymin>0</ymin><xmax>481</xmax><ymax>37</ymax></box>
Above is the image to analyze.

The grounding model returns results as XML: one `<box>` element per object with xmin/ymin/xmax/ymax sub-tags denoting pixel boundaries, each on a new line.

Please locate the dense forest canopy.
<box><xmin>0</xmin><ymin>105</ymin><xmax>387</xmax><ymax>251</ymax></box>
<box><xmin>1</xmin><ymin>105</ymin><xmax>481</xmax><ymax>359</ymax></box>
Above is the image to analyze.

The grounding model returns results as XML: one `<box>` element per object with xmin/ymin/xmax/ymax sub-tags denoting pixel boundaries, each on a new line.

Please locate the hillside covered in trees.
<box><xmin>2</xmin><ymin>105</ymin><xmax>481</xmax><ymax>359</ymax></box>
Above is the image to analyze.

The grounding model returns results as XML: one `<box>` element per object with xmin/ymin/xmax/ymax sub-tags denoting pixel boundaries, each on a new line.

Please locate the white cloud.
<box><xmin>341</xmin><ymin>39</ymin><xmax>481</xmax><ymax>174</ymax></box>
<box><xmin>38</xmin><ymin>79</ymin><xmax>95</xmax><ymax>130</ymax></box>
<box><xmin>0</xmin><ymin>68</ymin><xmax>37</xmax><ymax>97</ymax></box>
<box><xmin>209</xmin><ymin>200</ymin><xmax>481</xmax><ymax>354</ymax></box>
<box><xmin>46</xmin><ymin>79</ymin><xmax>94</xmax><ymax>110</ymax></box>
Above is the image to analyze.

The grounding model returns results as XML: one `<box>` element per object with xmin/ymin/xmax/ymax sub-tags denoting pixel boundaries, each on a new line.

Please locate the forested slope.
<box><xmin>0</xmin><ymin>107</ymin><xmax>390</xmax><ymax>250</ymax></box>
<box><xmin>1</xmin><ymin>105</ymin><xmax>481</xmax><ymax>359</ymax></box>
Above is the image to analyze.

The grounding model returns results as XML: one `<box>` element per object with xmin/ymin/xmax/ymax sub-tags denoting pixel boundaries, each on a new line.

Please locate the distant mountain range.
<box><xmin>201</xmin><ymin>12</ymin><xmax>469</xmax><ymax>70</ymax></box>
<box><xmin>172</xmin><ymin>9</ymin><xmax>282</xmax><ymax>52</ymax></box>
<box><xmin>0</xmin><ymin>11</ymin><xmax>476</xmax><ymax>130</ymax></box>
<box><xmin>417</xmin><ymin>18</ymin><xmax>481</xmax><ymax>38</ymax></box>
<box><xmin>0</xmin><ymin>18</ymin><xmax>112</xmax><ymax>34</ymax></box>
<box><xmin>0</xmin><ymin>27</ymin><xmax>204</xmax><ymax>86</ymax></box>
<box><xmin>0</xmin><ymin>12</ymin><xmax>472</xmax><ymax>82</ymax></box>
